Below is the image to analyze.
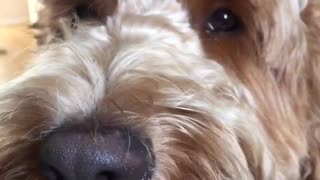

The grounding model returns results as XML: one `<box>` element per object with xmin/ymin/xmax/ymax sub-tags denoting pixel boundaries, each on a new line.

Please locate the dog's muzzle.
<box><xmin>39</xmin><ymin>126</ymin><xmax>153</xmax><ymax>180</ymax></box>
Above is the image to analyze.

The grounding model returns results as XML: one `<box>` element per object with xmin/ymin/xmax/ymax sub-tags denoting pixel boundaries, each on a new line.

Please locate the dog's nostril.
<box><xmin>96</xmin><ymin>172</ymin><xmax>114</xmax><ymax>180</ymax></box>
<box><xmin>41</xmin><ymin>165</ymin><xmax>64</xmax><ymax>180</ymax></box>
<box><xmin>39</xmin><ymin>127</ymin><xmax>153</xmax><ymax>180</ymax></box>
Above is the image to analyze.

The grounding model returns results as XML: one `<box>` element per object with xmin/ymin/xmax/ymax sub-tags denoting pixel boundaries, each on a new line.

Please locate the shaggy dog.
<box><xmin>0</xmin><ymin>0</ymin><xmax>320</xmax><ymax>179</ymax></box>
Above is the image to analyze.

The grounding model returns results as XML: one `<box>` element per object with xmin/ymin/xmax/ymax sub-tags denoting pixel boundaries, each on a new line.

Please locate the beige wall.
<box><xmin>0</xmin><ymin>0</ymin><xmax>29</xmax><ymax>26</ymax></box>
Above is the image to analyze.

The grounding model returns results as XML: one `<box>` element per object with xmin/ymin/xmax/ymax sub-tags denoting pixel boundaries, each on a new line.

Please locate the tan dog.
<box><xmin>0</xmin><ymin>0</ymin><xmax>320</xmax><ymax>179</ymax></box>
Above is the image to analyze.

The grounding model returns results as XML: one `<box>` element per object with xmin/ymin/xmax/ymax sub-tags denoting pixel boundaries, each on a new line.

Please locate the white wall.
<box><xmin>0</xmin><ymin>0</ymin><xmax>30</xmax><ymax>26</ymax></box>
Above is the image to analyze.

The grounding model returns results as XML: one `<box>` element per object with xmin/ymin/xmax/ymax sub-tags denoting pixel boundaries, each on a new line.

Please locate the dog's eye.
<box><xmin>75</xmin><ymin>4</ymin><xmax>94</xmax><ymax>19</ymax></box>
<box><xmin>204</xmin><ymin>8</ymin><xmax>241</xmax><ymax>35</ymax></box>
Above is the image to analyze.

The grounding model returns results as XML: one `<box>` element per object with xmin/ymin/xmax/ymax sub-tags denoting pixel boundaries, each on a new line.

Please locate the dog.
<box><xmin>0</xmin><ymin>0</ymin><xmax>320</xmax><ymax>179</ymax></box>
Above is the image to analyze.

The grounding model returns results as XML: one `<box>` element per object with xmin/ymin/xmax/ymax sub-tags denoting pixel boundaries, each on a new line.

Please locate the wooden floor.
<box><xmin>0</xmin><ymin>25</ymin><xmax>36</xmax><ymax>84</ymax></box>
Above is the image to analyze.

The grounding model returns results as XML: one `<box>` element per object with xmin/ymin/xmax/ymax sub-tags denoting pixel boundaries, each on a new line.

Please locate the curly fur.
<box><xmin>0</xmin><ymin>0</ymin><xmax>320</xmax><ymax>179</ymax></box>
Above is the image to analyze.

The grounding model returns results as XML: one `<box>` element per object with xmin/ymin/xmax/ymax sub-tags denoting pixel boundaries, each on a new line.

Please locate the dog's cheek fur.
<box><xmin>185</xmin><ymin>0</ymin><xmax>316</xmax><ymax>178</ymax></box>
<box><xmin>237</xmin><ymin>1</ymin><xmax>320</xmax><ymax>178</ymax></box>
<box><xmin>232</xmin><ymin>0</ymin><xmax>320</xmax><ymax>179</ymax></box>
<box><xmin>301</xmin><ymin>0</ymin><xmax>320</xmax><ymax>178</ymax></box>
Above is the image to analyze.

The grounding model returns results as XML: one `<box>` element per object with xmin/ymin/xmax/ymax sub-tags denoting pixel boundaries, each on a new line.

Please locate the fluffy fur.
<box><xmin>0</xmin><ymin>0</ymin><xmax>320</xmax><ymax>179</ymax></box>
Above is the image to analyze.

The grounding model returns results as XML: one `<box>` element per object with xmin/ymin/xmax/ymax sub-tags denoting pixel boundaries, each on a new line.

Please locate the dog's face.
<box><xmin>0</xmin><ymin>0</ymin><xmax>316</xmax><ymax>179</ymax></box>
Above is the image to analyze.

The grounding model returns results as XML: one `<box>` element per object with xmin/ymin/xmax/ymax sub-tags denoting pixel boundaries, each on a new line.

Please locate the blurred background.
<box><xmin>0</xmin><ymin>0</ymin><xmax>42</xmax><ymax>83</ymax></box>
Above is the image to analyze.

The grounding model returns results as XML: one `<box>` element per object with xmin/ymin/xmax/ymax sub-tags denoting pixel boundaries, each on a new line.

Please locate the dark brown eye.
<box><xmin>75</xmin><ymin>4</ymin><xmax>94</xmax><ymax>19</ymax></box>
<box><xmin>204</xmin><ymin>8</ymin><xmax>242</xmax><ymax>35</ymax></box>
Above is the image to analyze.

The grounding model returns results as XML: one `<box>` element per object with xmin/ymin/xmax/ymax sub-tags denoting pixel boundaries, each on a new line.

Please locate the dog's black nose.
<box><xmin>39</xmin><ymin>127</ymin><xmax>153</xmax><ymax>180</ymax></box>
